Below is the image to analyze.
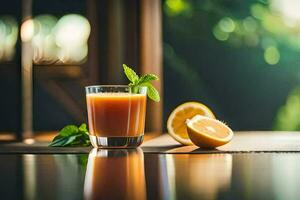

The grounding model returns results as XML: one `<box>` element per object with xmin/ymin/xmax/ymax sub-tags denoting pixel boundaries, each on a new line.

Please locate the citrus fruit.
<box><xmin>186</xmin><ymin>115</ymin><xmax>233</xmax><ymax>148</ymax></box>
<box><xmin>167</xmin><ymin>102</ymin><xmax>215</xmax><ymax>145</ymax></box>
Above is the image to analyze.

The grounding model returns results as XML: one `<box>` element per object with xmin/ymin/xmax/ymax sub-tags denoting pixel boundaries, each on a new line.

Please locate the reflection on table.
<box><xmin>84</xmin><ymin>148</ymin><xmax>146</xmax><ymax>200</ymax></box>
<box><xmin>1</xmin><ymin>153</ymin><xmax>300</xmax><ymax>199</ymax></box>
<box><xmin>151</xmin><ymin>154</ymin><xmax>232</xmax><ymax>200</ymax></box>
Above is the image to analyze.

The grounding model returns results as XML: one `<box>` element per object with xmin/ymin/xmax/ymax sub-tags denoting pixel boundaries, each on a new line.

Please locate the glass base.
<box><xmin>89</xmin><ymin>135</ymin><xmax>144</xmax><ymax>148</ymax></box>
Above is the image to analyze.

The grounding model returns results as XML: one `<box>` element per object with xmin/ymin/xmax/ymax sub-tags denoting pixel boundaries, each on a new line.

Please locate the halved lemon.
<box><xmin>167</xmin><ymin>102</ymin><xmax>215</xmax><ymax>145</ymax></box>
<box><xmin>186</xmin><ymin>115</ymin><xmax>233</xmax><ymax>148</ymax></box>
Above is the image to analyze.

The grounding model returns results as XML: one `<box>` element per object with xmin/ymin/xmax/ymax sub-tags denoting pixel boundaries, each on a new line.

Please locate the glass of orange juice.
<box><xmin>85</xmin><ymin>85</ymin><xmax>147</xmax><ymax>148</ymax></box>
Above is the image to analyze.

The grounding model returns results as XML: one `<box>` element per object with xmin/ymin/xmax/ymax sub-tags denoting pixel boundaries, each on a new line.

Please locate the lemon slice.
<box><xmin>167</xmin><ymin>102</ymin><xmax>215</xmax><ymax>145</ymax></box>
<box><xmin>186</xmin><ymin>115</ymin><xmax>233</xmax><ymax>148</ymax></box>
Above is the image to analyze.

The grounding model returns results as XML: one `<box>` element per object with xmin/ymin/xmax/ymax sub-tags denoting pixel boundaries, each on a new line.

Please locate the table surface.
<box><xmin>1</xmin><ymin>132</ymin><xmax>300</xmax><ymax>200</ymax></box>
<box><xmin>2</xmin><ymin>131</ymin><xmax>300</xmax><ymax>154</ymax></box>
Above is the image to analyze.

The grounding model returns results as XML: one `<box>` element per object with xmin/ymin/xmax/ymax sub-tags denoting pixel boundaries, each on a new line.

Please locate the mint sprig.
<box><xmin>49</xmin><ymin>123</ymin><xmax>91</xmax><ymax>147</ymax></box>
<box><xmin>123</xmin><ymin>64</ymin><xmax>160</xmax><ymax>102</ymax></box>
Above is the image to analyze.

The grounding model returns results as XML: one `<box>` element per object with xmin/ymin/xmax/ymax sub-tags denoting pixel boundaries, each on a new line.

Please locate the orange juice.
<box><xmin>86</xmin><ymin>93</ymin><xmax>147</xmax><ymax>137</ymax></box>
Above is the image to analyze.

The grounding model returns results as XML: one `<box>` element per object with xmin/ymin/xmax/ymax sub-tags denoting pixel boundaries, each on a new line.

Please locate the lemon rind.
<box><xmin>167</xmin><ymin>102</ymin><xmax>215</xmax><ymax>145</ymax></box>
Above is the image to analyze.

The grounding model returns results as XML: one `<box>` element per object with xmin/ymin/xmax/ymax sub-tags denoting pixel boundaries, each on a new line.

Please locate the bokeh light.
<box><xmin>213</xmin><ymin>26</ymin><xmax>229</xmax><ymax>41</ymax></box>
<box><xmin>271</xmin><ymin>0</ymin><xmax>300</xmax><ymax>27</ymax></box>
<box><xmin>243</xmin><ymin>17</ymin><xmax>257</xmax><ymax>33</ymax></box>
<box><xmin>250</xmin><ymin>4</ymin><xmax>266</xmax><ymax>20</ymax></box>
<box><xmin>21</xmin><ymin>19</ymin><xmax>34</xmax><ymax>42</ymax></box>
<box><xmin>213</xmin><ymin>17</ymin><xmax>260</xmax><ymax>48</ymax></box>
<box><xmin>55</xmin><ymin>14</ymin><xmax>91</xmax><ymax>63</ymax></box>
<box><xmin>164</xmin><ymin>0</ymin><xmax>191</xmax><ymax>16</ymax></box>
<box><xmin>219</xmin><ymin>17</ymin><xmax>235</xmax><ymax>33</ymax></box>
<box><xmin>0</xmin><ymin>16</ymin><xmax>18</xmax><ymax>61</ymax></box>
<box><xmin>162</xmin><ymin>0</ymin><xmax>300</xmax><ymax>130</ymax></box>
<box><xmin>55</xmin><ymin>14</ymin><xmax>90</xmax><ymax>47</ymax></box>
<box><xmin>264</xmin><ymin>46</ymin><xmax>280</xmax><ymax>65</ymax></box>
<box><xmin>20</xmin><ymin>14</ymin><xmax>91</xmax><ymax>64</ymax></box>
<box><xmin>31</xmin><ymin>15</ymin><xmax>58</xmax><ymax>63</ymax></box>
<box><xmin>211</xmin><ymin>1</ymin><xmax>300</xmax><ymax>65</ymax></box>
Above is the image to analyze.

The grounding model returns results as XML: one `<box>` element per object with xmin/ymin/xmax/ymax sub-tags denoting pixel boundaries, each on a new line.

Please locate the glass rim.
<box><xmin>85</xmin><ymin>85</ymin><xmax>147</xmax><ymax>89</ymax></box>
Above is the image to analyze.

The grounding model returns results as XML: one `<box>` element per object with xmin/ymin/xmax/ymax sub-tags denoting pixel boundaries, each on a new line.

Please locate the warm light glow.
<box><xmin>26</xmin><ymin>14</ymin><xmax>91</xmax><ymax>64</ymax></box>
<box><xmin>55</xmin><ymin>14</ymin><xmax>91</xmax><ymax>47</ymax></box>
<box><xmin>271</xmin><ymin>0</ymin><xmax>300</xmax><ymax>26</ymax></box>
<box><xmin>54</xmin><ymin>14</ymin><xmax>91</xmax><ymax>63</ymax></box>
<box><xmin>21</xmin><ymin>19</ymin><xmax>34</xmax><ymax>42</ymax></box>
<box><xmin>23</xmin><ymin>138</ymin><xmax>35</xmax><ymax>144</ymax></box>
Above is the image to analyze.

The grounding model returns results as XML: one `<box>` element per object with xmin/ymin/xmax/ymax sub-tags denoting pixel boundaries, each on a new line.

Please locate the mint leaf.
<box><xmin>50</xmin><ymin>135</ymin><xmax>78</xmax><ymax>147</ymax></box>
<box><xmin>51</xmin><ymin>134</ymin><xmax>63</xmax><ymax>143</ymax></box>
<box><xmin>69</xmin><ymin>134</ymin><xmax>90</xmax><ymax>147</ymax></box>
<box><xmin>49</xmin><ymin>123</ymin><xmax>91</xmax><ymax>147</ymax></box>
<box><xmin>142</xmin><ymin>82</ymin><xmax>160</xmax><ymax>102</ymax></box>
<box><xmin>122</xmin><ymin>64</ymin><xmax>160</xmax><ymax>103</ymax></box>
<box><xmin>59</xmin><ymin>125</ymin><xmax>79</xmax><ymax>136</ymax></box>
<box><xmin>79</xmin><ymin>123</ymin><xmax>88</xmax><ymax>133</ymax></box>
<box><xmin>123</xmin><ymin>64</ymin><xmax>139</xmax><ymax>83</ymax></box>
<box><xmin>138</xmin><ymin>74</ymin><xmax>159</xmax><ymax>84</ymax></box>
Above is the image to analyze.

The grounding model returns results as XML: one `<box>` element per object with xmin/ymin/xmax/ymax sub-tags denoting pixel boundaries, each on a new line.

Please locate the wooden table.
<box><xmin>1</xmin><ymin>132</ymin><xmax>300</xmax><ymax>200</ymax></box>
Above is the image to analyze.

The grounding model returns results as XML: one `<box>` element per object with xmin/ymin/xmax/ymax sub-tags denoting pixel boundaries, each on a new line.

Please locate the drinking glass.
<box><xmin>85</xmin><ymin>85</ymin><xmax>147</xmax><ymax>148</ymax></box>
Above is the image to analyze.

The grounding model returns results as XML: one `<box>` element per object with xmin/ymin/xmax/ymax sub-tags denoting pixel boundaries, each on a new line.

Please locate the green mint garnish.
<box><xmin>123</xmin><ymin>64</ymin><xmax>160</xmax><ymax>102</ymax></box>
<box><xmin>50</xmin><ymin>64</ymin><xmax>160</xmax><ymax>147</ymax></box>
<box><xmin>49</xmin><ymin>123</ymin><xmax>91</xmax><ymax>147</ymax></box>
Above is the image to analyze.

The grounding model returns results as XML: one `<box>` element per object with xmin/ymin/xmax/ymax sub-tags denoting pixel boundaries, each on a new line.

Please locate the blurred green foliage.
<box><xmin>165</xmin><ymin>0</ymin><xmax>300</xmax><ymax>65</ymax></box>
<box><xmin>275</xmin><ymin>87</ymin><xmax>300</xmax><ymax>130</ymax></box>
<box><xmin>163</xmin><ymin>0</ymin><xmax>300</xmax><ymax>130</ymax></box>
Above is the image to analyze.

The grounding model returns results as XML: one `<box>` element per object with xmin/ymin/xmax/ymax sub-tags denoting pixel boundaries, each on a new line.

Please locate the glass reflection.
<box><xmin>84</xmin><ymin>148</ymin><xmax>146</xmax><ymax>200</ymax></box>
<box><xmin>163</xmin><ymin>154</ymin><xmax>232</xmax><ymax>200</ymax></box>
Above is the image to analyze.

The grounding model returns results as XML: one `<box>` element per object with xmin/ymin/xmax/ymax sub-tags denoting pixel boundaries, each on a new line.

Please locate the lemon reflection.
<box><xmin>165</xmin><ymin>154</ymin><xmax>232</xmax><ymax>200</ymax></box>
<box><xmin>84</xmin><ymin>148</ymin><xmax>146</xmax><ymax>200</ymax></box>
